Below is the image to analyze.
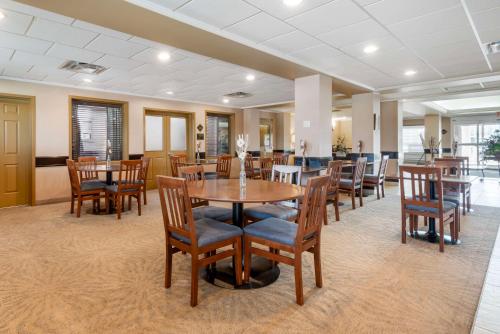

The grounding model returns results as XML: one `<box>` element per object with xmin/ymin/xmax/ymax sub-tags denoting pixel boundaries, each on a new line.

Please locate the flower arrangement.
<box><xmin>452</xmin><ymin>140</ymin><xmax>459</xmax><ymax>158</ymax></box>
<box><xmin>420</xmin><ymin>134</ymin><xmax>441</xmax><ymax>162</ymax></box>
<box><xmin>300</xmin><ymin>139</ymin><xmax>307</xmax><ymax>167</ymax></box>
<box><xmin>196</xmin><ymin>141</ymin><xmax>201</xmax><ymax>161</ymax></box>
<box><xmin>106</xmin><ymin>139</ymin><xmax>112</xmax><ymax>167</ymax></box>
<box><xmin>333</xmin><ymin>136</ymin><xmax>348</xmax><ymax>155</ymax></box>
<box><xmin>236</xmin><ymin>134</ymin><xmax>249</xmax><ymax>188</ymax></box>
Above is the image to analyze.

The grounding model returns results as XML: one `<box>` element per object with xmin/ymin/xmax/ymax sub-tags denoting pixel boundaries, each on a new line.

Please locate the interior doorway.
<box><xmin>143</xmin><ymin>109</ymin><xmax>193</xmax><ymax>189</ymax></box>
<box><xmin>260</xmin><ymin>118</ymin><xmax>274</xmax><ymax>155</ymax></box>
<box><xmin>0</xmin><ymin>95</ymin><xmax>34</xmax><ymax>208</ymax></box>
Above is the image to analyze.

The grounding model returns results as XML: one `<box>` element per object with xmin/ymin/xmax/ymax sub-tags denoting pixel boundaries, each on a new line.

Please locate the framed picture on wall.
<box><xmin>197</xmin><ymin>133</ymin><xmax>204</xmax><ymax>140</ymax></box>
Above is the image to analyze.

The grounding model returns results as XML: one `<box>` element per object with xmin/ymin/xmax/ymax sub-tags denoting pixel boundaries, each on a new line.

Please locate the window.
<box><xmin>206</xmin><ymin>114</ymin><xmax>230</xmax><ymax>157</ymax></box>
<box><xmin>71</xmin><ymin>99</ymin><xmax>124</xmax><ymax>161</ymax></box>
<box><xmin>455</xmin><ymin>122</ymin><xmax>500</xmax><ymax>167</ymax></box>
<box><xmin>402</xmin><ymin>126</ymin><xmax>425</xmax><ymax>152</ymax></box>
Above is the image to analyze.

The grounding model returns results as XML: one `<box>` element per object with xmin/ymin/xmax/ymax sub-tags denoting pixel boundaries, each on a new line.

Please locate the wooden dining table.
<box><xmin>187</xmin><ymin>178</ymin><xmax>304</xmax><ymax>289</ymax></box>
<box><xmin>77</xmin><ymin>163</ymin><xmax>121</xmax><ymax>185</ymax></box>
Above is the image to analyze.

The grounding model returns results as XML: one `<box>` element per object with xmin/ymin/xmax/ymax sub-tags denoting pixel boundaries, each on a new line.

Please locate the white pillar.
<box><xmin>352</xmin><ymin>92</ymin><xmax>380</xmax><ymax>160</ymax></box>
<box><xmin>242</xmin><ymin>109</ymin><xmax>260</xmax><ymax>155</ymax></box>
<box><xmin>380</xmin><ymin>101</ymin><xmax>403</xmax><ymax>178</ymax></box>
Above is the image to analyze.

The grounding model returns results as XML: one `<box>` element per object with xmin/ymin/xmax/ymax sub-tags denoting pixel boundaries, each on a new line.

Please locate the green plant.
<box><xmin>333</xmin><ymin>136</ymin><xmax>348</xmax><ymax>154</ymax></box>
<box><xmin>483</xmin><ymin>129</ymin><xmax>500</xmax><ymax>157</ymax></box>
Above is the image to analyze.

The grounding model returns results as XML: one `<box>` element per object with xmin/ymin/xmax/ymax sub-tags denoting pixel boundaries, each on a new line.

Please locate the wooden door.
<box><xmin>144</xmin><ymin>113</ymin><xmax>167</xmax><ymax>189</ymax></box>
<box><xmin>0</xmin><ymin>98</ymin><xmax>32</xmax><ymax>208</ymax></box>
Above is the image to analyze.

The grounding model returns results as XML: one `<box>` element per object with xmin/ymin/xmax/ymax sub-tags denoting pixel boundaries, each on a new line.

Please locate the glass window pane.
<box><xmin>402</xmin><ymin>126</ymin><xmax>425</xmax><ymax>152</ymax></box>
<box><xmin>145</xmin><ymin>115</ymin><xmax>163</xmax><ymax>151</ymax></box>
<box><xmin>170</xmin><ymin>117</ymin><xmax>187</xmax><ymax>151</ymax></box>
<box><xmin>458</xmin><ymin>125</ymin><xmax>477</xmax><ymax>144</ymax></box>
<box><xmin>206</xmin><ymin>115</ymin><xmax>230</xmax><ymax>156</ymax></box>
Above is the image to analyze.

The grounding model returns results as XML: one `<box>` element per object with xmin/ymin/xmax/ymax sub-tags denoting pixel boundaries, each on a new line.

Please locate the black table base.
<box><xmin>410</xmin><ymin>230</ymin><xmax>461</xmax><ymax>245</ymax></box>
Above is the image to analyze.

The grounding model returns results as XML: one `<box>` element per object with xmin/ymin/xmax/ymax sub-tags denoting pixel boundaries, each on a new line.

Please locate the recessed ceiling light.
<box><xmin>157</xmin><ymin>51</ymin><xmax>171</xmax><ymax>62</ymax></box>
<box><xmin>222</xmin><ymin>98</ymin><xmax>229</xmax><ymax>104</ymax></box>
<box><xmin>166</xmin><ymin>91</ymin><xmax>174</xmax><ymax>95</ymax></box>
<box><xmin>0</xmin><ymin>11</ymin><xmax>5</xmax><ymax>20</ymax></box>
<box><xmin>246</xmin><ymin>74</ymin><xmax>255</xmax><ymax>81</ymax></box>
<box><xmin>363</xmin><ymin>45</ymin><xmax>378</xmax><ymax>54</ymax></box>
<box><xmin>82</xmin><ymin>78</ymin><xmax>92</xmax><ymax>83</ymax></box>
<box><xmin>404</xmin><ymin>69</ymin><xmax>417</xmax><ymax>76</ymax></box>
<box><xmin>283</xmin><ymin>0</ymin><xmax>302</xmax><ymax>7</ymax></box>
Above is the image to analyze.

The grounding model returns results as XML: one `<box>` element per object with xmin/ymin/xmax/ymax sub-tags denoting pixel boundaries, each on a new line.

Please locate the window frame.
<box><xmin>68</xmin><ymin>96</ymin><xmax>129</xmax><ymax>161</ymax></box>
<box><xmin>205</xmin><ymin>111</ymin><xmax>235</xmax><ymax>158</ymax></box>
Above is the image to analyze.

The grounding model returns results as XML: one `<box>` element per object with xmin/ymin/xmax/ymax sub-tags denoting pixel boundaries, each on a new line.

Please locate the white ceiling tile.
<box><xmin>287</xmin><ymin>0</ymin><xmax>369</xmax><ymax>35</ymax></box>
<box><xmin>95</xmin><ymin>55</ymin><xmax>144</xmax><ymax>71</ymax></box>
<box><xmin>0</xmin><ymin>30</ymin><xmax>52</xmax><ymax>54</ymax></box>
<box><xmin>0</xmin><ymin>0</ymin><xmax>73</xmax><ymax>24</ymax></box>
<box><xmin>365</xmin><ymin>0</ymin><xmax>460</xmax><ymax>25</ymax></box>
<box><xmin>85</xmin><ymin>35</ymin><xmax>148</xmax><ymax>58</ymax></box>
<box><xmin>464</xmin><ymin>0</ymin><xmax>500</xmax><ymax>13</ymax></box>
<box><xmin>318</xmin><ymin>19</ymin><xmax>388</xmax><ymax>48</ymax></box>
<box><xmin>129</xmin><ymin>63</ymin><xmax>174</xmax><ymax>76</ymax></box>
<box><xmin>489</xmin><ymin>53</ymin><xmax>500</xmax><ymax>71</ymax></box>
<box><xmin>244</xmin><ymin>0</ymin><xmax>332</xmax><ymax>20</ymax></box>
<box><xmin>131</xmin><ymin>47</ymin><xmax>186</xmax><ymax>64</ymax></box>
<box><xmin>341</xmin><ymin>35</ymin><xmax>402</xmax><ymax>58</ymax></box>
<box><xmin>72</xmin><ymin>20</ymin><xmax>132</xmax><ymax>40</ymax></box>
<box><xmin>145</xmin><ymin>0</ymin><xmax>191</xmax><ymax>10</ymax></box>
<box><xmin>262</xmin><ymin>30</ymin><xmax>321</xmax><ymax>53</ymax></box>
<box><xmin>0</xmin><ymin>48</ymin><xmax>13</xmax><ymax>62</ymax></box>
<box><xmin>435</xmin><ymin>60</ymin><xmax>491</xmax><ymax>77</ymax></box>
<box><xmin>46</xmin><ymin>44</ymin><xmax>103</xmax><ymax>63</ymax></box>
<box><xmin>354</xmin><ymin>0</ymin><xmax>383</xmax><ymax>5</ymax></box>
<box><xmin>290</xmin><ymin>45</ymin><xmax>342</xmax><ymax>68</ymax></box>
<box><xmin>166</xmin><ymin>57</ymin><xmax>210</xmax><ymax>72</ymax></box>
<box><xmin>27</xmin><ymin>18</ymin><xmax>98</xmax><ymax>48</ymax></box>
<box><xmin>412</xmin><ymin>40</ymin><xmax>485</xmax><ymax>67</ymax></box>
<box><xmin>472</xmin><ymin>6</ymin><xmax>500</xmax><ymax>43</ymax></box>
<box><xmin>30</xmin><ymin>66</ymin><xmax>74</xmax><ymax>80</ymax></box>
<box><xmin>0</xmin><ymin>8</ymin><xmax>33</xmax><ymax>34</ymax></box>
<box><xmin>1</xmin><ymin>62</ymin><xmax>32</xmax><ymax>76</ymax></box>
<box><xmin>177</xmin><ymin>0</ymin><xmax>259</xmax><ymax>28</ymax></box>
<box><xmin>127</xmin><ymin>36</ymin><xmax>177</xmax><ymax>50</ymax></box>
<box><xmin>476</xmin><ymin>26</ymin><xmax>500</xmax><ymax>44</ymax></box>
<box><xmin>396</xmin><ymin>25</ymin><xmax>475</xmax><ymax>50</ymax></box>
<box><xmin>225</xmin><ymin>12</ymin><xmax>295</xmax><ymax>43</ymax></box>
<box><xmin>11</xmin><ymin>50</ymin><xmax>62</xmax><ymax>67</ymax></box>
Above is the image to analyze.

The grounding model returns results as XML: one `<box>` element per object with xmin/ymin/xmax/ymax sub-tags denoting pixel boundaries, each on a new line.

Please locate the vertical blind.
<box><xmin>206</xmin><ymin>114</ymin><xmax>230</xmax><ymax>157</ymax></box>
<box><xmin>72</xmin><ymin>100</ymin><xmax>123</xmax><ymax>161</ymax></box>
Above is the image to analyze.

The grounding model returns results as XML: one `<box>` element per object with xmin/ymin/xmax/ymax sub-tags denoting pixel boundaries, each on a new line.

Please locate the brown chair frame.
<box><xmin>169</xmin><ymin>154</ymin><xmax>187</xmax><ymax>177</ymax></box>
<box><xmin>259</xmin><ymin>157</ymin><xmax>273</xmax><ymax>181</ymax></box>
<box><xmin>105</xmin><ymin>160</ymin><xmax>142</xmax><ymax>219</ymax></box>
<box><xmin>339</xmin><ymin>157</ymin><xmax>367</xmax><ymax>209</ymax></box>
<box><xmin>157</xmin><ymin>176</ymin><xmax>242</xmax><ymax>306</ymax></box>
<box><xmin>179</xmin><ymin>165</ymin><xmax>210</xmax><ymax>208</ymax></box>
<box><xmin>435</xmin><ymin>157</ymin><xmax>470</xmax><ymax>215</ymax></box>
<box><xmin>363</xmin><ymin>155</ymin><xmax>389</xmax><ymax>200</ymax></box>
<box><xmin>216</xmin><ymin>154</ymin><xmax>232</xmax><ymax>179</ymax></box>
<box><xmin>140</xmin><ymin>156</ymin><xmax>150</xmax><ymax>205</ymax></box>
<box><xmin>77</xmin><ymin>156</ymin><xmax>99</xmax><ymax>182</ymax></box>
<box><xmin>325</xmin><ymin>160</ymin><xmax>343</xmax><ymax>224</ymax></box>
<box><xmin>67</xmin><ymin>159</ymin><xmax>105</xmax><ymax>217</ymax></box>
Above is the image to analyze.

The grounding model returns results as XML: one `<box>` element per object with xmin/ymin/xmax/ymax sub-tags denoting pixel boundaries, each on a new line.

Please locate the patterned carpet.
<box><xmin>0</xmin><ymin>185</ymin><xmax>498</xmax><ymax>334</ymax></box>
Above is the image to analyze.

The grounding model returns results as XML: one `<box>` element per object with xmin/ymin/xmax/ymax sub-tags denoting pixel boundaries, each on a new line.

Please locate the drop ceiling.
<box><xmin>434</xmin><ymin>96</ymin><xmax>500</xmax><ymax>111</ymax></box>
<box><xmin>0</xmin><ymin>0</ymin><xmax>295</xmax><ymax>107</ymax></box>
<box><xmin>128</xmin><ymin>0</ymin><xmax>500</xmax><ymax>89</ymax></box>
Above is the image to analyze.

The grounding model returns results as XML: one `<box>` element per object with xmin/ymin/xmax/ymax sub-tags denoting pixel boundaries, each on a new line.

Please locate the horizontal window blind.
<box><xmin>206</xmin><ymin>115</ymin><xmax>230</xmax><ymax>157</ymax></box>
<box><xmin>72</xmin><ymin>100</ymin><xmax>123</xmax><ymax>161</ymax></box>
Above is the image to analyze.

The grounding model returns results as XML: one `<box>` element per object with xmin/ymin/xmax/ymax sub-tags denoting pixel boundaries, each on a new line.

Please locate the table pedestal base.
<box><xmin>203</xmin><ymin>256</ymin><xmax>280</xmax><ymax>289</ymax></box>
<box><xmin>410</xmin><ymin>230</ymin><xmax>461</xmax><ymax>245</ymax></box>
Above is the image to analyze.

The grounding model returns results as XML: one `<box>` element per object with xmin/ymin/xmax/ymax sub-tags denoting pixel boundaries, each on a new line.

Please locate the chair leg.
<box><xmin>449</xmin><ymin>216</ymin><xmax>455</xmax><ymax>243</ymax></box>
<box><xmin>359</xmin><ymin>187</ymin><xmax>363</xmax><ymax>207</ymax></box>
<box><xmin>190</xmin><ymin>254</ymin><xmax>199</xmax><ymax>307</ymax></box>
<box><xmin>402</xmin><ymin>213</ymin><xmax>407</xmax><ymax>244</ymax></box>
<box><xmin>313</xmin><ymin>239</ymin><xmax>322</xmax><ymax>288</ymax></box>
<box><xmin>243</xmin><ymin>237</ymin><xmax>252</xmax><ymax>283</ymax></box>
<box><xmin>128</xmin><ymin>195</ymin><xmax>132</xmax><ymax>210</ymax></box>
<box><xmin>439</xmin><ymin>219</ymin><xmax>444</xmax><ymax>252</ymax></box>
<box><xmin>467</xmin><ymin>191</ymin><xmax>471</xmax><ymax>213</ymax></box>
<box><xmin>70</xmin><ymin>195</ymin><xmax>75</xmax><ymax>214</ymax></box>
<box><xmin>234</xmin><ymin>237</ymin><xmax>242</xmax><ymax>286</ymax></box>
<box><xmin>323</xmin><ymin>204</ymin><xmax>328</xmax><ymax>225</ymax></box>
<box><xmin>376</xmin><ymin>184</ymin><xmax>380</xmax><ymax>200</ymax></box>
<box><xmin>76</xmin><ymin>197</ymin><xmax>82</xmax><ymax>218</ymax></box>
<box><xmin>462</xmin><ymin>189</ymin><xmax>466</xmax><ymax>215</ymax></box>
<box><xmin>294</xmin><ymin>251</ymin><xmax>304</xmax><ymax>305</ymax></box>
<box><xmin>165</xmin><ymin>244</ymin><xmax>172</xmax><ymax>288</ymax></box>
<box><xmin>413</xmin><ymin>215</ymin><xmax>418</xmax><ymax>234</ymax></box>
<box><xmin>351</xmin><ymin>190</ymin><xmax>356</xmax><ymax>209</ymax></box>
<box><xmin>334</xmin><ymin>194</ymin><xmax>340</xmax><ymax>221</ymax></box>
<box><xmin>381</xmin><ymin>182</ymin><xmax>385</xmax><ymax>198</ymax></box>
<box><xmin>143</xmin><ymin>186</ymin><xmax>147</xmax><ymax>205</ymax></box>
<box><xmin>137</xmin><ymin>193</ymin><xmax>142</xmax><ymax>216</ymax></box>
<box><xmin>116</xmin><ymin>195</ymin><xmax>122</xmax><ymax>220</ymax></box>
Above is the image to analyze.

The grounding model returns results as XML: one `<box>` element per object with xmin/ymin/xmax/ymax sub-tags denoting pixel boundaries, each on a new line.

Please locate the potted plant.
<box><xmin>483</xmin><ymin>129</ymin><xmax>500</xmax><ymax>160</ymax></box>
<box><xmin>333</xmin><ymin>136</ymin><xmax>348</xmax><ymax>157</ymax></box>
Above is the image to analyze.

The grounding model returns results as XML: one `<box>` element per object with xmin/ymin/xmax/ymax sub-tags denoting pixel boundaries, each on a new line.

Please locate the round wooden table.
<box><xmin>186</xmin><ymin>179</ymin><xmax>304</xmax><ymax>289</ymax></box>
<box><xmin>77</xmin><ymin>164</ymin><xmax>121</xmax><ymax>185</ymax></box>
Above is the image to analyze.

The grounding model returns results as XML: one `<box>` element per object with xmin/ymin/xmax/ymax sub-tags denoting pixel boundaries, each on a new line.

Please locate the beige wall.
<box><xmin>403</xmin><ymin>118</ymin><xmax>424</xmax><ymax>126</ymax></box>
<box><xmin>332</xmin><ymin>119</ymin><xmax>352</xmax><ymax>149</ymax></box>
<box><xmin>0</xmin><ymin>79</ymin><xmax>241</xmax><ymax>203</ymax></box>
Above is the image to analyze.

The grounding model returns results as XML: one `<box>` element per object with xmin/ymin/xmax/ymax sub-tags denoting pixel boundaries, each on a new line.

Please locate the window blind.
<box><xmin>206</xmin><ymin>115</ymin><xmax>230</xmax><ymax>157</ymax></box>
<box><xmin>71</xmin><ymin>100</ymin><xmax>123</xmax><ymax>161</ymax></box>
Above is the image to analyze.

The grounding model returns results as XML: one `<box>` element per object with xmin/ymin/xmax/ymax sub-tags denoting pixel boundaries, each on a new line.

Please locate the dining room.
<box><xmin>1</xmin><ymin>0</ymin><xmax>500</xmax><ymax>333</ymax></box>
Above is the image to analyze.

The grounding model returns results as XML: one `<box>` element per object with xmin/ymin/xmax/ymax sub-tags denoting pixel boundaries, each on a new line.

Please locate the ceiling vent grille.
<box><xmin>224</xmin><ymin>92</ymin><xmax>252</xmax><ymax>98</ymax></box>
<box><xmin>486</xmin><ymin>41</ymin><xmax>500</xmax><ymax>55</ymax></box>
<box><xmin>60</xmin><ymin>60</ymin><xmax>107</xmax><ymax>75</ymax></box>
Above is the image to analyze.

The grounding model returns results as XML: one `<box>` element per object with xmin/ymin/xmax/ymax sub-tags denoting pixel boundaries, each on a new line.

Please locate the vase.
<box><xmin>239</xmin><ymin>159</ymin><xmax>246</xmax><ymax>189</ymax></box>
<box><xmin>106</xmin><ymin>155</ymin><xmax>111</xmax><ymax>168</ymax></box>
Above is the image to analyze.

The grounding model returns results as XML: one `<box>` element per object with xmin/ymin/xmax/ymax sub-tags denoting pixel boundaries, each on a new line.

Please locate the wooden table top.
<box><xmin>184</xmin><ymin>159</ymin><xmax>218</xmax><ymax>165</ymax></box>
<box><xmin>186</xmin><ymin>179</ymin><xmax>304</xmax><ymax>203</ymax></box>
<box><xmin>77</xmin><ymin>164</ymin><xmax>122</xmax><ymax>172</ymax></box>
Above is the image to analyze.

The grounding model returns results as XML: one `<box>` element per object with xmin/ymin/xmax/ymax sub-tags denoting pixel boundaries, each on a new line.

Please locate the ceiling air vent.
<box><xmin>59</xmin><ymin>60</ymin><xmax>107</xmax><ymax>75</ymax></box>
<box><xmin>485</xmin><ymin>41</ymin><xmax>500</xmax><ymax>55</ymax></box>
<box><xmin>224</xmin><ymin>92</ymin><xmax>252</xmax><ymax>98</ymax></box>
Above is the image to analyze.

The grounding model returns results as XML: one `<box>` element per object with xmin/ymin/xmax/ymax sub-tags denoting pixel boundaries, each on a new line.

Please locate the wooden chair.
<box><xmin>140</xmin><ymin>156</ymin><xmax>150</xmax><ymax>205</ymax></box>
<box><xmin>243</xmin><ymin>165</ymin><xmax>301</xmax><ymax>225</ymax></box>
<box><xmin>339</xmin><ymin>157</ymin><xmax>367</xmax><ymax>209</ymax></box>
<box><xmin>157</xmin><ymin>176</ymin><xmax>242</xmax><ymax>306</ymax></box>
<box><xmin>435</xmin><ymin>157</ymin><xmax>470</xmax><ymax>215</ymax></box>
<box><xmin>78</xmin><ymin>156</ymin><xmax>99</xmax><ymax>182</ymax></box>
<box><xmin>105</xmin><ymin>160</ymin><xmax>143</xmax><ymax>220</ymax></box>
<box><xmin>243</xmin><ymin>175</ymin><xmax>329</xmax><ymax>305</ymax></box>
<box><xmin>67</xmin><ymin>159</ymin><xmax>105</xmax><ymax>217</ymax></box>
<box><xmin>399</xmin><ymin>165</ymin><xmax>459</xmax><ymax>252</ymax></box>
<box><xmin>434</xmin><ymin>159</ymin><xmax>462</xmax><ymax>234</ymax></box>
<box><xmin>273</xmin><ymin>153</ymin><xmax>289</xmax><ymax>165</ymax></box>
<box><xmin>363</xmin><ymin>155</ymin><xmax>389</xmax><ymax>200</ymax></box>
<box><xmin>169</xmin><ymin>154</ymin><xmax>187</xmax><ymax>177</ymax></box>
<box><xmin>244</xmin><ymin>153</ymin><xmax>258</xmax><ymax>179</ymax></box>
<box><xmin>259</xmin><ymin>157</ymin><xmax>273</xmax><ymax>181</ymax></box>
<box><xmin>325</xmin><ymin>160</ymin><xmax>343</xmax><ymax>224</ymax></box>
<box><xmin>216</xmin><ymin>154</ymin><xmax>232</xmax><ymax>179</ymax></box>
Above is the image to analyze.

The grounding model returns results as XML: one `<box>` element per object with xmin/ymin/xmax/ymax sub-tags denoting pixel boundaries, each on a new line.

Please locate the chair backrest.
<box><xmin>273</xmin><ymin>153</ymin><xmax>289</xmax><ymax>165</ymax></box>
<box><xmin>78</xmin><ymin>156</ymin><xmax>99</xmax><ymax>181</ymax></box>
<box><xmin>244</xmin><ymin>153</ymin><xmax>255</xmax><ymax>178</ymax></box>
<box><xmin>326</xmin><ymin>160</ymin><xmax>343</xmax><ymax>193</ymax></box>
<box><xmin>260</xmin><ymin>157</ymin><xmax>273</xmax><ymax>181</ymax></box>
<box><xmin>377</xmin><ymin>155</ymin><xmax>390</xmax><ymax>180</ymax></box>
<box><xmin>296</xmin><ymin>175</ymin><xmax>329</xmax><ymax>243</ymax></box>
<box><xmin>216</xmin><ymin>154</ymin><xmax>232</xmax><ymax>178</ymax></box>
<box><xmin>271</xmin><ymin>165</ymin><xmax>302</xmax><ymax>185</ymax></box>
<box><xmin>117</xmin><ymin>160</ymin><xmax>142</xmax><ymax>191</ymax></box>
<box><xmin>179</xmin><ymin>165</ymin><xmax>206</xmax><ymax>181</ymax></box>
<box><xmin>353</xmin><ymin>157</ymin><xmax>368</xmax><ymax>184</ymax></box>
<box><xmin>140</xmin><ymin>156</ymin><xmax>150</xmax><ymax>182</ymax></box>
<box><xmin>67</xmin><ymin>159</ymin><xmax>81</xmax><ymax>194</ymax></box>
<box><xmin>434</xmin><ymin>158</ymin><xmax>462</xmax><ymax>176</ymax></box>
<box><xmin>156</xmin><ymin>176</ymin><xmax>197</xmax><ymax>247</ymax></box>
<box><xmin>440</xmin><ymin>156</ymin><xmax>469</xmax><ymax>174</ymax></box>
<box><xmin>169</xmin><ymin>154</ymin><xmax>187</xmax><ymax>177</ymax></box>
<box><xmin>399</xmin><ymin>165</ymin><xmax>444</xmax><ymax>216</ymax></box>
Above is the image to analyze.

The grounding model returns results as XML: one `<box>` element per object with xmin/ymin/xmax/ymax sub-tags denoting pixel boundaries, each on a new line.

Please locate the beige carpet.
<box><xmin>0</xmin><ymin>185</ymin><xmax>498</xmax><ymax>334</ymax></box>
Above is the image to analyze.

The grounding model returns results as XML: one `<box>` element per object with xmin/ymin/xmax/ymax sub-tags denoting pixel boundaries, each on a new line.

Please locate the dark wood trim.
<box><xmin>36</xmin><ymin>156</ymin><xmax>68</xmax><ymax>167</ymax></box>
<box><xmin>381</xmin><ymin>151</ymin><xmax>399</xmax><ymax>159</ymax></box>
<box><xmin>129</xmin><ymin>154</ymin><xmax>144</xmax><ymax>160</ymax></box>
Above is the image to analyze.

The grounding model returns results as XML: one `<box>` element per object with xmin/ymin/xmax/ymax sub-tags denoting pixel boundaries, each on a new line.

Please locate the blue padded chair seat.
<box><xmin>192</xmin><ymin>206</ymin><xmax>233</xmax><ymax>222</ymax></box>
<box><xmin>244</xmin><ymin>203</ymin><xmax>298</xmax><ymax>221</ymax></box>
<box><xmin>339</xmin><ymin>178</ymin><xmax>354</xmax><ymax>187</ymax></box>
<box><xmin>172</xmin><ymin>218</ymin><xmax>242</xmax><ymax>247</ymax></box>
<box><xmin>244</xmin><ymin>217</ymin><xmax>297</xmax><ymax>246</ymax></box>
<box><xmin>104</xmin><ymin>185</ymin><xmax>140</xmax><ymax>193</ymax></box>
<box><xmin>443</xmin><ymin>195</ymin><xmax>460</xmax><ymax>206</ymax></box>
<box><xmin>406</xmin><ymin>200</ymin><xmax>457</xmax><ymax>214</ymax></box>
<box><xmin>81</xmin><ymin>180</ymin><xmax>106</xmax><ymax>191</ymax></box>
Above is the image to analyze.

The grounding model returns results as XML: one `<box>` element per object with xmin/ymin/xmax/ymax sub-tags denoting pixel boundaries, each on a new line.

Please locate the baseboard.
<box><xmin>35</xmin><ymin>197</ymin><xmax>70</xmax><ymax>205</ymax></box>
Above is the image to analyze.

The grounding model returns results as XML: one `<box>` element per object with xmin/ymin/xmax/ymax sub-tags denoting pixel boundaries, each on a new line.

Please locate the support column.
<box><xmin>380</xmin><ymin>101</ymin><xmax>403</xmax><ymax>179</ymax></box>
<box><xmin>352</xmin><ymin>93</ymin><xmax>380</xmax><ymax>162</ymax></box>
<box><xmin>242</xmin><ymin>109</ymin><xmax>260</xmax><ymax>156</ymax></box>
<box><xmin>424</xmin><ymin>114</ymin><xmax>441</xmax><ymax>159</ymax></box>
<box><xmin>294</xmin><ymin>74</ymin><xmax>332</xmax><ymax>166</ymax></box>
<box><xmin>441</xmin><ymin>116</ymin><xmax>452</xmax><ymax>154</ymax></box>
